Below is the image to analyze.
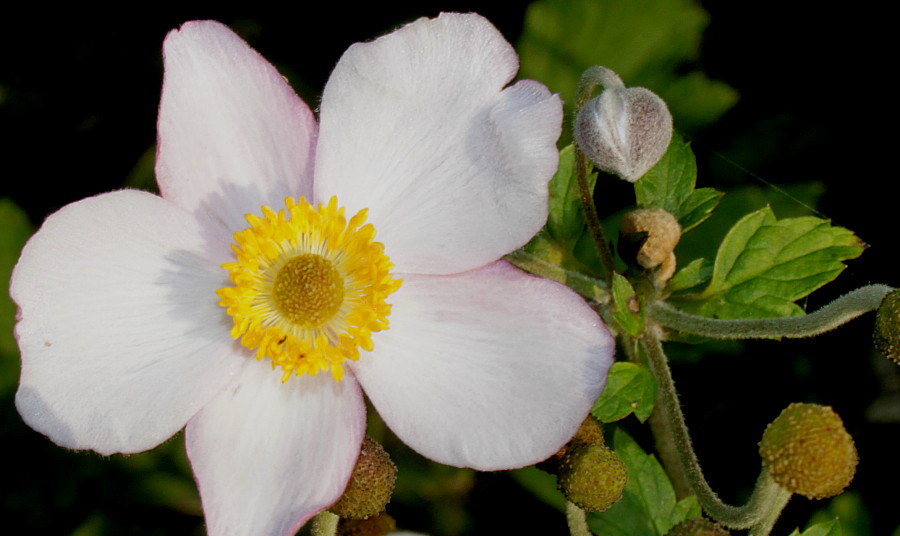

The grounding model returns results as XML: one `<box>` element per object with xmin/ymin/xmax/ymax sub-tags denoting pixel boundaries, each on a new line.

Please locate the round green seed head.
<box><xmin>874</xmin><ymin>290</ymin><xmax>900</xmax><ymax>364</ymax></box>
<box><xmin>557</xmin><ymin>444</ymin><xmax>627</xmax><ymax>512</ymax></box>
<box><xmin>330</xmin><ymin>437</ymin><xmax>397</xmax><ymax>519</ymax></box>
<box><xmin>759</xmin><ymin>403</ymin><xmax>857</xmax><ymax>499</ymax></box>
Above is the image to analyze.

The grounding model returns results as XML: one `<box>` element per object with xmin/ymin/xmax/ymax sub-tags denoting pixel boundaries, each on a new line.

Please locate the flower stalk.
<box><xmin>641</xmin><ymin>328</ymin><xmax>793</xmax><ymax>532</ymax></box>
<box><xmin>649</xmin><ymin>284</ymin><xmax>895</xmax><ymax>339</ymax></box>
<box><xmin>573</xmin><ymin>68</ymin><xmax>621</xmax><ymax>285</ymax></box>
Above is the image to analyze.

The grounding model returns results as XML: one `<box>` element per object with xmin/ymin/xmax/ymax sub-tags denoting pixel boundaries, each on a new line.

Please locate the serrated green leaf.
<box><xmin>611</xmin><ymin>273</ymin><xmax>644</xmax><ymax>336</ymax></box>
<box><xmin>788</xmin><ymin>519</ymin><xmax>842</xmax><ymax>536</ymax></box>
<box><xmin>588</xmin><ymin>428</ymin><xmax>697</xmax><ymax>536</ymax></box>
<box><xmin>519</xmin><ymin>0</ymin><xmax>737</xmax><ymax>136</ymax></box>
<box><xmin>547</xmin><ymin>145</ymin><xmax>597</xmax><ymax>244</ymax></box>
<box><xmin>0</xmin><ymin>199</ymin><xmax>33</xmax><ymax>395</ymax></box>
<box><xmin>591</xmin><ymin>362</ymin><xmax>658</xmax><ymax>423</ymax></box>
<box><xmin>682</xmin><ymin>206</ymin><xmax>864</xmax><ymax>319</ymax></box>
<box><xmin>667</xmin><ymin>258</ymin><xmax>712</xmax><ymax>294</ymax></box>
<box><xmin>635</xmin><ymin>134</ymin><xmax>722</xmax><ymax>232</ymax></box>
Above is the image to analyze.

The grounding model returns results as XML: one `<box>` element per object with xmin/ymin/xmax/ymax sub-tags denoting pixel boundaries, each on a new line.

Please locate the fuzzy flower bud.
<box><xmin>574</xmin><ymin>66</ymin><xmax>673</xmax><ymax>182</ymax></box>
<box><xmin>874</xmin><ymin>289</ymin><xmax>900</xmax><ymax>364</ymax></box>
<box><xmin>620</xmin><ymin>208</ymin><xmax>681</xmax><ymax>287</ymax></box>
<box><xmin>557</xmin><ymin>444</ymin><xmax>627</xmax><ymax>512</ymax></box>
<box><xmin>666</xmin><ymin>518</ymin><xmax>730</xmax><ymax>536</ymax></box>
<box><xmin>759</xmin><ymin>403</ymin><xmax>857</xmax><ymax>499</ymax></box>
<box><xmin>330</xmin><ymin>437</ymin><xmax>397</xmax><ymax>519</ymax></box>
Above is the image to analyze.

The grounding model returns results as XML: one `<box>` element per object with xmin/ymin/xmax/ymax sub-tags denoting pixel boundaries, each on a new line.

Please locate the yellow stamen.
<box><xmin>216</xmin><ymin>196</ymin><xmax>402</xmax><ymax>382</ymax></box>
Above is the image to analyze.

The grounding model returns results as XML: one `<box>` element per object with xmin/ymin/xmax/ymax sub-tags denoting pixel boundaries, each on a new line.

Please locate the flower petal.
<box><xmin>157</xmin><ymin>20</ymin><xmax>318</xmax><ymax>233</ymax></box>
<box><xmin>186</xmin><ymin>362</ymin><xmax>366</xmax><ymax>536</ymax></box>
<box><xmin>315</xmin><ymin>13</ymin><xmax>563</xmax><ymax>275</ymax></box>
<box><xmin>12</xmin><ymin>190</ymin><xmax>244</xmax><ymax>455</ymax></box>
<box><xmin>350</xmin><ymin>261</ymin><xmax>614</xmax><ymax>470</ymax></box>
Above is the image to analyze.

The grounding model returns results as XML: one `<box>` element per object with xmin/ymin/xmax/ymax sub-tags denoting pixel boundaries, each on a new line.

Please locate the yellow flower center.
<box><xmin>216</xmin><ymin>196</ymin><xmax>402</xmax><ymax>382</ymax></box>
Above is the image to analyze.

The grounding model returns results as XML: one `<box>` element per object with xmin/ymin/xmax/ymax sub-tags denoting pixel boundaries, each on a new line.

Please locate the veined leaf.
<box><xmin>678</xmin><ymin>206</ymin><xmax>864</xmax><ymax>319</ymax></box>
<box><xmin>788</xmin><ymin>519</ymin><xmax>842</xmax><ymax>536</ymax></box>
<box><xmin>635</xmin><ymin>134</ymin><xmax>722</xmax><ymax>232</ymax></box>
<box><xmin>591</xmin><ymin>362</ymin><xmax>658</xmax><ymax>423</ymax></box>
<box><xmin>588</xmin><ymin>428</ymin><xmax>700</xmax><ymax>536</ymax></box>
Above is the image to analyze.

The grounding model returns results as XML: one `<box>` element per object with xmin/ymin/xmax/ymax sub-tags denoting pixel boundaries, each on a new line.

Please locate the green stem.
<box><xmin>747</xmin><ymin>471</ymin><xmax>793</xmax><ymax>536</ymax></box>
<box><xmin>505</xmin><ymin>249</ymin><xmax>609</xmax><ymax>303</ymax></box>
<box><xmin>573</xmin><ymin>69</ymin><xmax>618</xmax><ymax>286</ymax></box>
<box><xmin>641</xmin><ymin>329</ymin><xmax>792</xmax><ymax>529</ymax></box>
<box><xmin>566</xmin><ymin>501</ymin><xmax>593</xmax><ymax>536</ymax></box>
<box><xmin>650</xmin><ymin>284</ymin><xmax>894</xmax><ymax>339</ymax></box>
<box><xmin>311</xmin><ymin>511</ymin><xmax>339</xmax><ymax>536</ymax></box>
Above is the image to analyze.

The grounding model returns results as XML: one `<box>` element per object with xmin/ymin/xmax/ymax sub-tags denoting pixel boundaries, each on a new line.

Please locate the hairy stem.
<box><xmin>566</xmin><ymin>501</ymin><xmax>593</xmax><ymax>536</ymax></box>
<box><xmin>650</xmin><ymin>285</ymin><xmax>894</xmax><ymax>339</ymax></box>
<box><xmin>574</xmin><ymin>68</ymin><xmax>618</xmax><ymax>286</ymax></box>
<box><xmin>311</xmin><ymin>511</ymin><xmax>339</xmax><ymax>536</ymax></box>
<box><xmin>642</xmin><ymin>329</ymin><xmax>793</xmax><ymax>529</ymax></box>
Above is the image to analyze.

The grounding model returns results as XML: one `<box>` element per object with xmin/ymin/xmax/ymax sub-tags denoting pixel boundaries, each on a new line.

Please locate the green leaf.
<box><xmin>635</xmin><ymin>134</ymin><xmax>722</xmax><ymax>232</ymax></box>
<box><xmin>809</xmin><ymin>492</ymin><xmax>870</xmax><ymax>536</ymax></box>
<box><xmin>677</xmin><ymin>206</ymin><xmax>865</xmax><ymax>319</ymax></box>
<box><xmin>518</xmin><ymin>0</ymin><xmax>738</xmax><ymax>135</ymax></box>
<box><xmin>591</xmin><ymin>362</ymin><xmax>658</xmax><ymax>423</ymax></box>
<box><xmin>0</xmin><ymin>199</ymin><xmax>33</xmax><ymax>394</ymax></box>
<box><xmin>788</xmin><ymin>519</ymin><xmax>842</xmax><ymax>536</ymax></box>
<box><xmin>611</xmin><ymin>273</ymin><xmax>644</xmax><ymax>337</ymax></box>
<box><xmin>508</xmin><ymin>466</ymin><xmax>567</xmax><ymax>513</ymax></box>
<box><xmin>667</xmin><ymin>257</ymin><xmax>712</xmax><ymax>294</ymax></box>
<box><xmin>547</xmin><ymin>145</ymin><xmax>596</xmax><ymax>244</ymax></box>
<box><xmin>588</xmin><ymin>428</ymin><xmax>700</xmax><ymax>536</ymax></box>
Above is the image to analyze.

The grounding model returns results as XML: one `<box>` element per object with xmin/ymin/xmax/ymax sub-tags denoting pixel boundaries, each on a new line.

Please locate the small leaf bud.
<box><xmin>874</xmin><ymin>289</ymin><xmax>900</xmax><ymax>364</ymax></box>
<box><xmin>665</xmin><ymin>517</ymin><xmax>730</xmax><ymax>536</ymax></box>
<box><xmin>557</xmin><ymin>444</ymin><xmax>627</xmax><ymax>512</ymax></box>
<box><xmin>574</xmin><ymin>67</ymin><xmax>673</xmax><ymax>182</ymax></box>
<box><xmin>759</xmin><ymin>403</ymin><xmax>857</xmax><ymax>499</ymax></box>
<box><xmin>330</xmin><ymin>437</ymin><xmax>398</xmax><ymax>519</ymax></box>
<box><xmin>620</xmin><ymin>208</ymin><xmax>681</xmax><ymax>287</ymax></box>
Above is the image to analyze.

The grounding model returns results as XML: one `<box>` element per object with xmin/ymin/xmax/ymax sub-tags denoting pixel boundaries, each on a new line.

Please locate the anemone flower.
<box><xmin>12</xmin><ymin>14</ymin><xmax>614</xmax><ymax>535</ymax></box>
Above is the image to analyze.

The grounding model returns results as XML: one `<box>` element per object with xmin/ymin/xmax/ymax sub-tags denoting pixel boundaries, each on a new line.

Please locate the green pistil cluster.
<box><xmin>759</xmin><ymin>403</ymin><xmax>857</xmax><ymax>499</ymax></box>
<box><xmin>330</xmin><ymin>437</ymin><xmax>397</xmax><ymax>519</ymax></box>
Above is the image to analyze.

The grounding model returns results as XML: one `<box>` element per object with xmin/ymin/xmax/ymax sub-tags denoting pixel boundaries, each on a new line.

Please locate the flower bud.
<box><xmin>557</xmin><ymin>444</ymin><xmax>627</xmax><ymax>512</ymax></box>
<box><xmin>574</xmin><ymin>67</ymin><xmax>673</xmax><ymax>182</ymax></box>
<box><xmin>620</xmin><ymin>208</ymin><xmax>681</xmax><ymax>287</ymax></box>
<box><xmin>874</xmin><ymin>289</ymin><xmax>900</xmax><ymax>364</ymax></box>
<box><xmin>759</xmin><ymin>403</ymin><xmax>857</xmax><ymax>499</ymax></box>
<box><xmin>337</xmin><ymin>513</ymin><xmax>397</xmax><ymax>536</ymax></box>
<box><xmin>665</xmin><ymin>518</ymin><xmax>730</xmax><ymax>536</ymax></box>
<box><xmin>330</xmin><ymin>437</ymin><xmax>397</xmax><ymax>519</ymax></box>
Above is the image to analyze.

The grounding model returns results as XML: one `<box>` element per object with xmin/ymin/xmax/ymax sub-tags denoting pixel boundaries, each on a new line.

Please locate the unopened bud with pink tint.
<box><xmin>574</xmin><ymin>66</ymin><xmax>673</xmax><ymax>182</ymax></box>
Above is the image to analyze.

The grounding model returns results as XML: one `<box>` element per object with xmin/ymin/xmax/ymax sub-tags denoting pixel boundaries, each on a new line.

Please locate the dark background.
<box><xmin>2</xmin><ymin>3</ymin><xmax>897</xmax><ymax>535</ymax></box>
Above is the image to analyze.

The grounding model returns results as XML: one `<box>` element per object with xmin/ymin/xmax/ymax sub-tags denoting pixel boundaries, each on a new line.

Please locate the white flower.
<box><xmin>12</xmin><ymin>15</ymin><xmax>614</xmax><ymax>536</ymax></box>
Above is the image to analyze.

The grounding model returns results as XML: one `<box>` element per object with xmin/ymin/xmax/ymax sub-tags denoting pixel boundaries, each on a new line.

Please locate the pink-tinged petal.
<box><xmin>351</xmin><ymin>261</ymin><xmax>613</xmax><ymax>470</ymax></box>
<box><xmin>12</xmin><ymin>190</ymin><xmax>244</xmax><ymax>455</ymax></box>
<box><xmin>186</xmin><ymin>363</ymin><xmax>366</xmax><ymax>536</ymax></box>
<box><xmin>157</xmin><ymin>20</ymin><xmax>318</xmax><ymax>233</ymax></box>
<box><xmin>315</xmin><ymin>13</ymin><xmax>562</xmax><ymax>275</ymax></box>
